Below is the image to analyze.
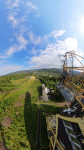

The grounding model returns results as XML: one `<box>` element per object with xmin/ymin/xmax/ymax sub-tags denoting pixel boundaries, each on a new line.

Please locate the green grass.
<box><xmin>0</xmin><ymin>76</ymin><xmax>15</xmax><ymax>92</ymax></box>
<box><xmin>0</xmin><ymin>75</ymin><xmax>63</xmax><ymax>150</ymax></box>
<box><xmin>24</xmin><ymin>92</ymin><xmax>39</xmax><ymax>150</ymax></box>
<box><xmin>0</xmin><ymin>76</ymin><xmax>41</xmax><ymax>150</ymax></box>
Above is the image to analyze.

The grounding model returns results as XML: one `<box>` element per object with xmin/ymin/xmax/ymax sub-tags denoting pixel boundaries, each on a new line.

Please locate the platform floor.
<box><xmin>56</xmin><ymin>84</ymin><xmax>74</xmax><ymax>102</ymax></box>
<box><xmin>46</xmin><ymin>115</ymin><xmax>56</xmax><ymax>139</ymax></box>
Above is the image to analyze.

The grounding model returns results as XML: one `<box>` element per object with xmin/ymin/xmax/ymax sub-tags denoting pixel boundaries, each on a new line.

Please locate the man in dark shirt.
<box><xmin>60</xmin><ymin>68</ymin><xmax>68</xmax><ymax>84</ymax></box>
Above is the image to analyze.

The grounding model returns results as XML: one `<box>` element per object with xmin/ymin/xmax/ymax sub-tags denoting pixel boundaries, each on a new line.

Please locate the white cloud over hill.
<box><xmin>30</xmin><ymin>37</ymin><xmax>82</xmax><ymax>68</ymax></box>
<box><xmin>0</xmin><ymin>65</ymin><xmax>23</xmax><ymax>75</ymax></box>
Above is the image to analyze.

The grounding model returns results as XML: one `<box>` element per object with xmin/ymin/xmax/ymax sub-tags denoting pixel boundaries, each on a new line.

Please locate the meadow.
<box><xmin>0</xmin><ymin>74</ymin><xmax>62</xmax><ymax>150</ymax></box>
<box><xmin>0</xmin><ymin>76</ymin><xmax>41</xmax><ymax>150</ymax></box>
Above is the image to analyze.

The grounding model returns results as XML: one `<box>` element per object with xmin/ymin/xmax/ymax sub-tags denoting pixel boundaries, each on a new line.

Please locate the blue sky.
<box><xmin>0</xmin><ymin>0</ymin><xmax>84</xmax><ymax>75</ymax></box>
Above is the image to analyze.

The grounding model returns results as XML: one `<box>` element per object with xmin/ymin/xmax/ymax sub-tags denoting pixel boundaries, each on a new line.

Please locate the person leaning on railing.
<box><xmin>60</xmin><ymin>68</ymin><xmax>69</xmax><ymax>84</ymax></box>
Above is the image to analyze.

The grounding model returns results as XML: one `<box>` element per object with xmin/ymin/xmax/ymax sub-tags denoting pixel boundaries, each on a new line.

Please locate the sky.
<box><xmin>0</xmin><ymin>0</ymin><xmax>84</xmax><ymax>75</ymax></box>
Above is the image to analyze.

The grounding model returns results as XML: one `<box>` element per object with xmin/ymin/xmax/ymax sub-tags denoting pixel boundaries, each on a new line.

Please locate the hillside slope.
<box><xmin>0</xmin><ymin>76</ymin><xmax>41</xmax><ymax>150</ymax></box>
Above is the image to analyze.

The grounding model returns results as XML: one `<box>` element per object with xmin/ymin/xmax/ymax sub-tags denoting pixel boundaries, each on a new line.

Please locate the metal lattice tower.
<box><xmin>46</xmin><ymin>51</ymin><xmax>84</xmax><ymax>150</ymax></box>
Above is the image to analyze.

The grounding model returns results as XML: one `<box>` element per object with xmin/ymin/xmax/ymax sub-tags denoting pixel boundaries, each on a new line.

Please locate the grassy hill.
<box><xmin>0</xmin><ymin>73</ymin><xmax>62</xmax><ymax>150</ymax></box>
<box><xmin>4</xmin><ymin>68</ymin><xmax>61</xmax><ymax>76</ymax></box>
<box><xmin>0</xmin><ymin>76</ymin><xmax>41</xmax><ymax>150</ymax></box>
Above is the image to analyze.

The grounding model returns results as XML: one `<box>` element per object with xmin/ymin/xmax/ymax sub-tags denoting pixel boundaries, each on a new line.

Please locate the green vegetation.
<box><xmin>0</xmin><ymin>72</ymin><xmax>34</xmax><ymax>92</ymax></box>
<box><xmin>0</xmin><ymin>70</ymin><xmax>64</xmax><ymax>150</ymax></box>
<box><xmin>37</xmin><ymin>75</ymin><xmax>65</xmax><ymax>102</ymax></box>
<box><xmin>24</xmin><ymin>91</ymin><xmax>39</xmax><ymax>150</ymax></box>
<box><xmin>0</xmin><ymin>76</ymin><xmax>41</xmax><ymax>150</ymax></box>
<box><xmin>37</xmin><ymin>75</ymin><xmax>60</xmax><ymax>88</ymax></box>
<box><xmin>0</xmin><ymin>76</ymin><xmax>15</xmax><ymax>92</ymax></box>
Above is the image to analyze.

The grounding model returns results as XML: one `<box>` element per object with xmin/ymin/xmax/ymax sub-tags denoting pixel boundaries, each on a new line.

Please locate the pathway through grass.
<box><xmin>0</xmin><ymin>76</ymin><xmax>41</xmax><ymax>150</ymax></box>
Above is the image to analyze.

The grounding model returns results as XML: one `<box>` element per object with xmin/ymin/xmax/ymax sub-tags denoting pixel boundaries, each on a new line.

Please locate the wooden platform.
<box><xmin>56</xmin><ymin>84</ymin><xmax>74</xmax><ymax>102</ymax></box>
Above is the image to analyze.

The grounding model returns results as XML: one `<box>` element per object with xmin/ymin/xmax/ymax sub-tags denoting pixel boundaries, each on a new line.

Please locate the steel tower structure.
<box><xmin>46</xmin><ymin>51</ymin><xmax>84</xmax><ymax>150</ymax></box>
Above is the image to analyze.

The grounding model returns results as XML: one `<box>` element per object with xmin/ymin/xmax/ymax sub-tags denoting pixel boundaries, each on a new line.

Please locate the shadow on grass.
<box><xmin>40</xmin><ymin>105</ymin><xmax>62</xmax><ymax>150</ymax></box>
<box><xmin>24</xmin><ymin>91</ymin><xmax>38</xmax><ymax>150</ymax></box>
<box><xmin>0</xmin><ymin>123</ymin><xmax>7</xmax><ymax>150</ymax></box>
<box><xmin>38</xmin><ymin>86</ymin><xmax>42</xmax><ymax>98</ymax></box>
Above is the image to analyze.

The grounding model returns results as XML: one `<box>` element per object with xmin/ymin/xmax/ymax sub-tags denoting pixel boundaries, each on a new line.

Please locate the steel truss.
<box><xmin>46</xmin><ymin>51</ymin><xmax>84</xmax><ymax>150</ymax></box>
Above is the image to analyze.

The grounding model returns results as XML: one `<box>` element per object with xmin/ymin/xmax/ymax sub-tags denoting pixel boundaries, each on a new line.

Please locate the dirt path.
<box><xmin>32</xmin><ymin>102</ymin><xmax>71</xmax><ymax>107</ymax></box>
<box><xmin>0</xmin><ymin>76</ymin><xmax>36</xmax><ymax>100</ymax></box>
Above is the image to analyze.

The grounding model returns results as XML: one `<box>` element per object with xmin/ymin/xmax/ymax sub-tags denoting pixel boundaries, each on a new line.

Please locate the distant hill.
<box><xmin>1</xmin><ymin>68</ymin><xmax>81</xmax><ymax>77</ymax></box>
<box><xmin>8</xmin><ymin>68</ymin><xmax>62</xmax><ymax>75</ymax></box>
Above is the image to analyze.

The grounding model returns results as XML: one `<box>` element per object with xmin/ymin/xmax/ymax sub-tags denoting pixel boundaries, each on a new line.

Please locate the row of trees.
<box><xmin>37</xmin><ymin>75</ymin><xmax>60</xmax><ymax>89</ymax></box>
<box><xmin>37</xmin><ymin>75</ymin><xmax>65</xmax><ymax>102</ymax></box>
<box><xmin>0</xmin><ymin>72</ymin><xmax>34</xmax><ymax>92</ymax></box>
<box><xmin>0</xmin><ymin>76</ymin><xmax>14</xmax><ymax>92</ymax></box>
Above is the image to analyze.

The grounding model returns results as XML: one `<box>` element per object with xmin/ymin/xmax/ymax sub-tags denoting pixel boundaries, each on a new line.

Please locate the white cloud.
<box><xmin>78</xmin><ymin>16</ymin><xmax>84</xmax><ymax>33</ymax></box>
<box><xmin>47</xmin><ymin>29</ymin><xmax>66</xmax><ymax>39</ymax></box>
<box><xmin>64</xmin><ymin>38</ymin><xmax>78</xmax><ymax>50</ymax></box>
<box><xmin>0</xmin><ymin>55</ymin><xmax>7</xmax><ymax>59</ymax></box>
<box><xmin>17</xmin><ymin>35</ymin><xmax>28</xmax><ymax>50</ymax></box>
<box><xmin>28</xmin><ymin>29</ymin><xmax>65</xmax><ymax>46</ymax></box>
<box><xmin>17</xmin><ymin>36</ymin><xmax>28</xmax><ymax>45</ymax></box>
<box><xmin>0</xmin><ymin>65</ymin><xmax>23</xmax><ymax>75</ymax></box>
<box><xmin>5</xmin><ymin>0</ymin><xmax>39</xmax><ymax>57</ymax></box>
<box><xmin>30</xmin><ymin>37</ymin><xmax>81</xmax><ymax>68</ymax></box>
<box><xmin>26</xmin><ymin>2</ymin><xmax>38</xmax><ymax>11</ymax></box>
<box><xmin>0</xmin><ymin>60</ymin><xmax>7</xmax><ymax>65</ymax></box>
<box><xmin>43</xmin><ymin>30</ymin><xmax>65</xmax><ymax>43</ymax></box>
<box><xmin>28</xmin><ymin>31</ymin><xmax>41</xmax><ymax>45</ymax></box>
<box><xmin>6</xmin><ymin>45</ymin><xmax>17</xmax><ymax>56</ymax></box>
<box><xmin>6</xmin><ymin>35</ymin><xmax>28</xmax><ymax>56</ymax></box>
<box><xmin>8</xmin><ymin>14</ymin><xmax>19</xmax><ymax>27</ymax></box>
<box><xmin>6</xmin><ymin>0</ymin><xmax>20</xmax><ymax>9</ymax></box>
<box><xmin>30</xmin><ymin>44</ymin><xmax>60</xmax><ymax>68</ymax></box>
<box><xmin>31</xmin><ymin>48</ymin><xmax>40</xmax><ymax>55</ymax></box>
<box><xmin>56</xmin><ymin>37</ymin><xmax>78</xmax><ymax>54</ymax></box>
<box><xmin>6</xmin><ymin>0</ymin><xmax>39</xmax><ymax>28</ymax></box>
